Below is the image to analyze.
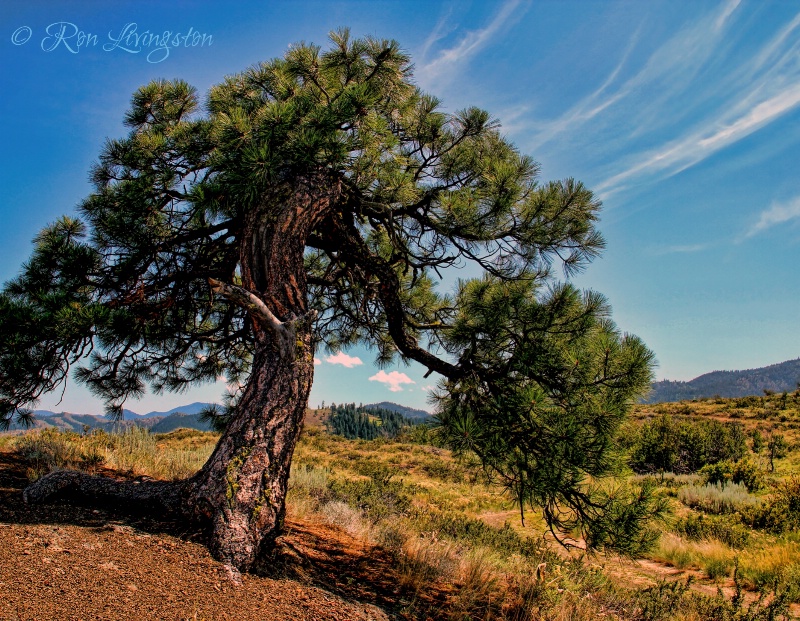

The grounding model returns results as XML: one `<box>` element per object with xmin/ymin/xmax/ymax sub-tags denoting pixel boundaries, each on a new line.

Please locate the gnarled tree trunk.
<box><xmin>25</xmin><ymin>173</ymin><xmax>339</xmax><ymax>577</ymax></box>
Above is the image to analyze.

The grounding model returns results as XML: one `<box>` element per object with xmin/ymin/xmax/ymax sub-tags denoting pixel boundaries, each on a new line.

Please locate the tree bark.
<box><xmin>24</xmin><ymin>173</ymin><xmax>339</xmax><ymax>578</ymax></box>
<box><xmin>183</xmin><ymin>174</ymin><xmax>336</xmax><ymax>574</ymax></box>
<box><xmin>183</xmin><ymin>329</ymin><xmax>314</xmax><ymax>575</ymax></box>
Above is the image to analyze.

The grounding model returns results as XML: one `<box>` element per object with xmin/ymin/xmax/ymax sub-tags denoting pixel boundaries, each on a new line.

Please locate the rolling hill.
<box><xmin>645</xmin><ymin>358</ymin><xmax>800</xmax><ymax>403</ymax></box>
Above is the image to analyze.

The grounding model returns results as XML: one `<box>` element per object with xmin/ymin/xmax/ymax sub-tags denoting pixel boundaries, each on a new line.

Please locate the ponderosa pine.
<box><xmin>0</xmin><ymin>30</ymin><xmax>661</xmax><ymax>575</ymax></box>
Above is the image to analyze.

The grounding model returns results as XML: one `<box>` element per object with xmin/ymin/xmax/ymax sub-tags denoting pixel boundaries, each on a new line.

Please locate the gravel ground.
<box><xmin>0</xmin><ymin>451</ymin><xmax>415</xmax><ymax>621</ymax></box>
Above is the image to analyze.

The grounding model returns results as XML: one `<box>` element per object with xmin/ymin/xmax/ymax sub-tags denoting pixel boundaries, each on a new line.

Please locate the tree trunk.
<box><xmin>183</xmin><ymin>330</ymin><xmax>314</xmax><ymax>574</ymax></box>
<box><xmin>184</xmin><ymin>175</ymin><xmax>335</xmax><ymax>574</ymax></box>
<box><xmin>24</xmin><ymin>173</ymin><xmax>339</xmax><ymax>578</ymax></box>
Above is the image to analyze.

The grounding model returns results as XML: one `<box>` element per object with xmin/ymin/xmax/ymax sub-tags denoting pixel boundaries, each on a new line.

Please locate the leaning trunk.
<box><xmin>184</xmin><ymin>175</ymin><xmax>336</xmax><ymax>573</ymax></box>
<box><xmin>184</xmin><ymin>329</ymin><xmax>313</xmax><ymax>572</ymax></box>
<box><xmin>23</xmin><ymin>175</ymin><xmax>339</xmax><ymax>575</ymax></box>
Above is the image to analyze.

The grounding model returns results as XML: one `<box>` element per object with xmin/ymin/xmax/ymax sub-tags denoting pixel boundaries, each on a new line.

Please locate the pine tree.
<box><xmin>1</xmin><ymin>30</ymin><xmax>659</xmax><ymax>574</ymax></box>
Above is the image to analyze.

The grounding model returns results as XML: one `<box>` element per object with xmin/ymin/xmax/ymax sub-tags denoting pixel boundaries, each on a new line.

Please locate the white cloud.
<box><xmin>369</xmin><ymin>370</ymin><xmax>416</xmax><ymax>392</ymax></box>
<box><xmin>325</xmin><ymin>352</ymin><xmax>363</xmax><ymax>368</ymax></box>
<box><xmin>415</xmin><ymin>0</ymin><xmax>527</xmax><ymax>88</ymax></box>
<box><xmin>745</xmin><ymin>196</ymin><xmax>800</xmax><ymax>238</ymax></box>
<box><xmin>313</xmin><ymin>357</ymin><xmax>322</xmax><ymax>366</ymax></box>
<box><xmin>650</xmin><ymin>243</ymin><xmax>712</xmax><ymax>256</ymax></box>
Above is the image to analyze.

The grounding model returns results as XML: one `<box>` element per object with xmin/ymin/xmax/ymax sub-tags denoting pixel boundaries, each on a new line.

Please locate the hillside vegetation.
<box><xmin>3</xmin><ymin>394</ymin><xmax>800</xmax><ymax>619</ymax></box>
<box><xmin>646</xmin><ymin>358</ymin><xmax>800</xmax><ymax>403</ymax></box>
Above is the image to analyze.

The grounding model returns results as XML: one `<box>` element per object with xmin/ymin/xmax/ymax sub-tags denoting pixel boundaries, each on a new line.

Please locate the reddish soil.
<box><xmin>0</xmin><ymin>451</ymin><xmax>449</xmax><ymax>621</ymax></box>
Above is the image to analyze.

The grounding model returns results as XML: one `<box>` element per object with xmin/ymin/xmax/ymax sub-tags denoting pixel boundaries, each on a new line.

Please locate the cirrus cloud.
<box><xmin>369</xmin><ymin>370</ymin><xmax>415</xmax><ymax>392</ymax></box>
<box><xmin>325</xmin><ymin>352</ymin><xmax>363</xmax><ymax>368</ymax></box>
<box><xmin>745</xmin><ymin>196</ymin><xmax>800</xmax><ymax>239</ymax></box>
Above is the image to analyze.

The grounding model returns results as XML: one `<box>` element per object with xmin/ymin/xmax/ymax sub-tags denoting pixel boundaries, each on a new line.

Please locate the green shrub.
<box><xmin>627</xmin><ymin>414</ymin><xmax>747</xmax><ymax>474</ymax></box>
<box><xmin>701</xmin><ymin>458</ymin><xmax>764</xmax><ymax>492</ymax></box>
<box><xmin>678</xmin><ymin>482</ymin><xmax>760</xmax><ymax>514</ymax></box>
<box><xmin>673</xmin><ymin>513</ymin><xmax>750</xmax><ymax>548</ymax></box>
<box><xmin>700</xmin><ymin>461</ymin><xmax>733</xmax><ymax>486</ymax></box>
<box><xmin>744</xmin><ymin>477</ymin><xmax>800</xmax><ymax>533</ymax></box>
<box><xmin>704</xmin><ymin>557</ymin><xmax>732</xmax><ymax>581</ymax></box>
<box><xmin>327</xmin><ymin>473</ymin><xmax>412</xmax><ymax>522</ymax></box>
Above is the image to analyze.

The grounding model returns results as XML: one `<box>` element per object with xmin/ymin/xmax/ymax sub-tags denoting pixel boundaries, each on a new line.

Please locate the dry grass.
<box><xmin>14</xmin><ymin>426</ymin><xmax>217</xmax><ymax>481</ymax></box>
<box><xmin>5</xmin><ymin>398</ymin><xmax>800</xmax><ymax>620</ymax></box>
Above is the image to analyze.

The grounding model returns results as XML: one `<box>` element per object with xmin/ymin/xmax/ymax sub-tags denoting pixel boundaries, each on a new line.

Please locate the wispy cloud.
<box><xmin>415</xmin><ymin>0</ymin><xmax>527</xmax><ymax>89</ymax></box>
<box><xmin>650</xmin><ymin>243</ymin><xmax>713</xmax><ymax>256</ymax></box>
<box><xmin>518</xmin><ymin>2</ymin><xmax>800</xmax><ymax>208</ymax></box>
<box><xmin>313</xmin><ymin>357</ymin><xmax>321</xmax><ymax>366</ymax></box>
<box><xmin>590</xmin><ymin>5</ymin><xmax>800</xmax><ymax>198</ymax></box>
<box><xmin>325</xmin><ymin>352</ymin><xmax>363</xmax><ymax>368</ymax></box>
<box><xmin>369</xmin><ymin>370</ymin><xmax>416</xmax><ymax>392</ymax></box>
<box><xmin>744</xmin><ymin>196</ymin><xmax>800</xmax><ymax>239</ymax></box>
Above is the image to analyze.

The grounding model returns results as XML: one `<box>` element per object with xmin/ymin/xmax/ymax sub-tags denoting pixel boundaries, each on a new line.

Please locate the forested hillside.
<box><xmin>645</xmin><ymin>358</ymin><xmax>800</xmax><ymax>403</ymax></box>
<box><xmin>324</xmin><ymin>403</ymin><xmax>420</xmax><ymax>440</ymax></box>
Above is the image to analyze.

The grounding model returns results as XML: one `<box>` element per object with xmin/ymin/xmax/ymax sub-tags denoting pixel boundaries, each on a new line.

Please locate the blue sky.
<box><xmin>2</xmin><ymin>1</ymin><xmax>799</xmax><ymax>414</ymax></box>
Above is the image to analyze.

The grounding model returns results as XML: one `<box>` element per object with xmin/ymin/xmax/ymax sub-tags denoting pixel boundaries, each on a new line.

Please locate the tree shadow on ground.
<box><xmin>0</xmin><ymin>450</ymin><xmax>452</xmax><ymax>620</ymax></box>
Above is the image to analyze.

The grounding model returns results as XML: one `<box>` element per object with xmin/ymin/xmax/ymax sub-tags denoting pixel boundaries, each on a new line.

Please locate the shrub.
<box><xmin>701</xmin><ymin>458</ymin><xmax>764</xmax><ymax>492</ymax></box>
<box><xmin>678</xmin><ymin>482</ymin><xmax>760</xmax><ymax>514</ymax></box>
<box><xmin>327</xmin><ymin>474</ymin><xmax>412</xmax><ymax>522</ymax></box>
<box><xmin>673</xmin><ymin>513</ymin><xmax>750</xmax><ymax>548</ymax></box>
<box><xmin>744</xmin><ymin>477</ymin><xmax>800</xmax><ymax>533</ymax></box>
<box><xmin>705</xmin><ymin>557</ymin><xmax>733</xmax><ymax>581</ymax></box>
<box><xmin>627</xmin><ymin>414</ymin><xmax>747</xmax><ymax>474</ymax></box>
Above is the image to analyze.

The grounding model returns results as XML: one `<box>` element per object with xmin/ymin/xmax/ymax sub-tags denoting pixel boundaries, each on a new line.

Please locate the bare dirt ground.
<box><xmin>0</xmin><ymin>451</ymin><xmax>452</xmax><ymax>621</ymax></box>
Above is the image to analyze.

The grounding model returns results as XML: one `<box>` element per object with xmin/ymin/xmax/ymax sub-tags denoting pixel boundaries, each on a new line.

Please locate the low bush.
<box><xmin>673</xmin><ymin>513</ymin><xmax>750</xmax><ymax>548</ymax></box>
<box><xmin>678</xmin><ymin>482</ymin><xmax>760</xmax><ymax>514</ymax></box>
<box><xmin>742</xmin><ymin>477</ymin><xmax>800</xmax><ymax>534</ymax></box>
<box><xmin>700</xmin><ymin>458</ymin><xmax>764</xmax><ymax>492</ymax></box>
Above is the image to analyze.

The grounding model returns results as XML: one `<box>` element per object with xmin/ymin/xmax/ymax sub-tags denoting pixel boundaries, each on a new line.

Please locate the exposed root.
<box><xmin>23</xmin><ymin>470</ymin><xmax>186</xmax><ymax>515</ymax></box>
<box><xmin>222</xmin><ymin>562</ymin><xmax>244</xmax><ymax>586</ymax></box>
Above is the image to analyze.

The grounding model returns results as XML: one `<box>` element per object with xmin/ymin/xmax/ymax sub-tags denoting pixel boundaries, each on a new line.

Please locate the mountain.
<box><xmin>5</xmin><ymin>413</ymin><xmax>129</xmax><ymax>433</ymax></box>
<box><xmin>645</xmin><ymin>358</ymin><xmax>800</xmax><ymax>403</ymax></box>
<box><xmin>133</xmin><ymin>402</ymin><xmax>215</xmax><ymax>419</ymax></box>
<box><xmin>364</xmin><ymin>401</ymin><xmax>432</xmax><ymax>421</ymax></box>
<box><xmin>29</xmin><ymin>402</ymin><xmax>217</xmax><ymax>420</ymax></box>
<box><xmin>148</xmin><ymin>413</ymin><xmax>214</xmax><ymax>433</ymax></box>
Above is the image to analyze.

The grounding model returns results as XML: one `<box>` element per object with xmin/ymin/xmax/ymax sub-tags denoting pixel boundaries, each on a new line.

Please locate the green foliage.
<box><xmin>750</xmin><ymin>429</ymin><xmax>764</xmax><ymax>454</ymax></box>
<box><xmin>327</xmin><ymin>465</ymin><xmax>412</xmax><ymax>522</ymax></box>
<box><xmin>324</xmin><ymin>402</ymin><xmax>416</xmax><ymax>440</ymax></box>
<box><xmin>627</xmin><ymin>414</ymin><xmax>747</xmax><ymax>474</ymax></box>
<box><xmin>766</xmin><ymin>433</ymin><xmax>789</xmax><ymax>472</ymax></box>
<box><xmin>673</xmin><ymin>513</ymin><xmax>750</xmax><ymax>548</ymax></box>
<box><xmin>433</xmin><ymin>276</ymin><xmax>661</xmax><ymax>555</ymax></box>
<box><xmin>0</xmin><ymin>30</ymin><xmax>660</xmax><ymax>555</ymax></box>
<box><xmin>701</xmin><ymin>458</ymin><xmax>764</xmax><ymax>492</ymax></box>
<box><xmin>743</xmin><ymin>477</ymin><xmax>800</xmax><ymax>534</ymax></box>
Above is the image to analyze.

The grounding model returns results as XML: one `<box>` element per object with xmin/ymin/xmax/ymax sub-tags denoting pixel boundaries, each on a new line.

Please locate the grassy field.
<box><xmin>4</xmin><ymin>394</ymin><xmax>800</xmax><ymax>620</ymax></box>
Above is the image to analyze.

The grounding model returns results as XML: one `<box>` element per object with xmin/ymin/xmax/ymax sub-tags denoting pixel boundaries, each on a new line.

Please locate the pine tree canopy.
<box><xmin>0</xmin><ymin>30</ymin><xmax>661</xmax><ymax>556</ymax></box>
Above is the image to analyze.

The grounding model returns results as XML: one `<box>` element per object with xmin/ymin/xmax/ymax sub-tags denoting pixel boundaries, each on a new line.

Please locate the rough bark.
<box><xmin>24</xmin><ymin>172</ymin><xmax>340</xmax><ymax>578</ymax></box>
<box><xmin>23</xmin><ymin>470</ymin><xmax>184</xmax><ymax>512</ymax></box>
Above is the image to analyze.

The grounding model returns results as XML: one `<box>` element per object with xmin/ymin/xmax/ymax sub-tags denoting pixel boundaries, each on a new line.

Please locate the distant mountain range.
<box><xmin>644</xmin><ymin>358</ymin><xmax>800</xmax><ymax>403</ymax></box>
<box><xmin>12</xmin><ymin>358</ymin><xmax>797</xmax><ymax>432</ymax></box>
<box><xmin>7</xmin><ymin>400</ymin><xmax>432</xmax><ymax>434</ymax></box>
<box><xmin>34</xmin><ymin>401</ymin><xmax>212</xmax><ymax>420</ymax></box>
<box><xmin>8</xmin><ymin>404</ymin><xmax>217</xmax><ymax>434</ymax></box>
